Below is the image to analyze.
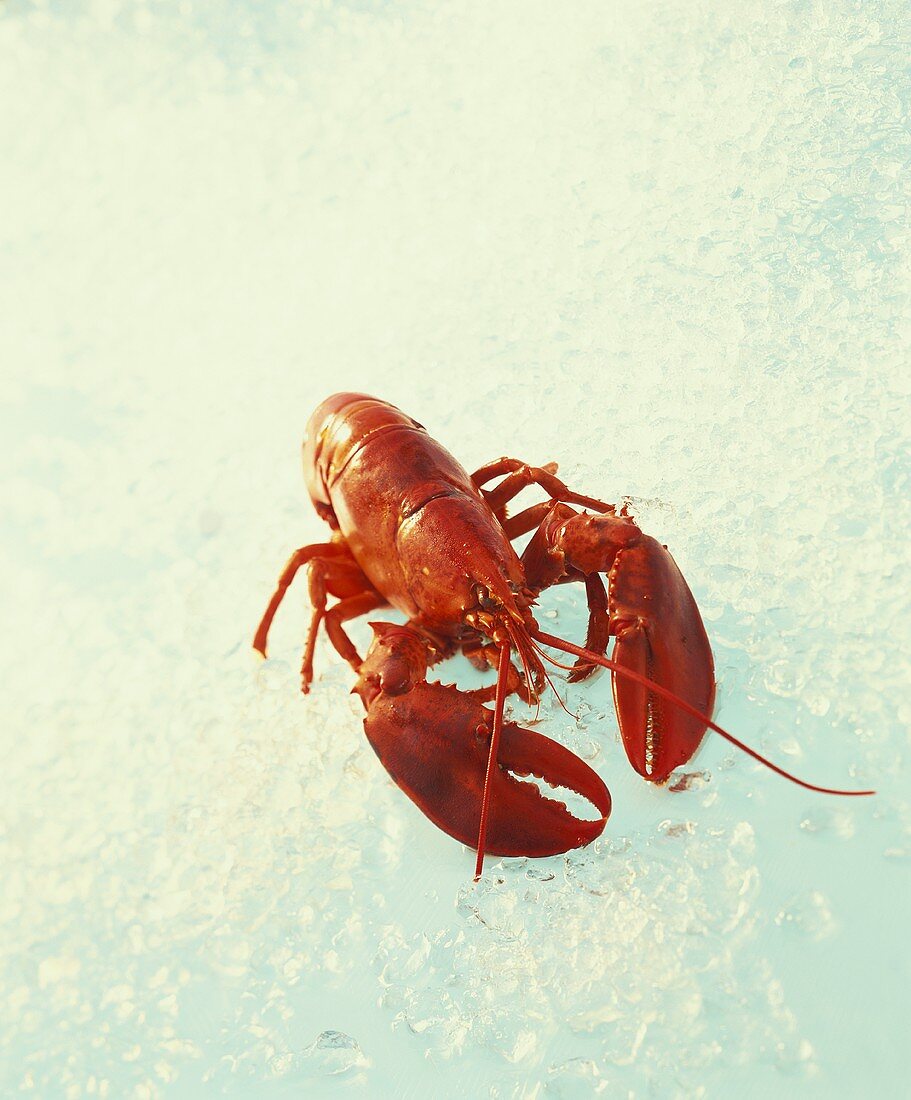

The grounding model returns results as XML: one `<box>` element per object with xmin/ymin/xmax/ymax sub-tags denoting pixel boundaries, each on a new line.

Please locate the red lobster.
<box><xmin>254</xmin><ymin>394</ymin><xmax>872</xmax><ymax>877</ymax></box>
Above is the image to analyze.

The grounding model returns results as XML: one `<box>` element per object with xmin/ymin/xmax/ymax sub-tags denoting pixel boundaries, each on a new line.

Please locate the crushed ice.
<box><xmin>1</xmin><ymin>0</ymin><xmax>905</xmax><ymax>1096</ymax></box>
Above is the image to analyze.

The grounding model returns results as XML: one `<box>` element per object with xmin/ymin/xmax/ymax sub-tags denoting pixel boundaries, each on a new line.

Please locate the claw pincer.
<box><xmin>608</xmin><ymin>535</ymin><xmax>715</xmax><ymax>783</ymax></box>
<box><xmin>355</xmin><ymin>623</ymin><xmax>610</xmax><ymax>855</ymax></box>
<box><xmin>364</xmin><ymin>681</ymin><xmax>610</xmax><ymax>856</ymax></box>
<box><xmin>523</xmin><ymin>507</ymin><xmax>715</xmax><ymax>783</ymax></box>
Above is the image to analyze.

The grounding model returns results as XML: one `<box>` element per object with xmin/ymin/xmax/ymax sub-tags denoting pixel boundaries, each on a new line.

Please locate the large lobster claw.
<box><xmin>528</xmin><ymin>510</ymin><xmax>716</xmax><ymax>785</ymax></box>
<box><xmin>608</xmin><ymin>534</ymin><xmax>716</xmax><ymax>783</ymax></box>
<box><xmin>361</xmin><ymin>672</ymin><xmax>610</xmax><ymax>856</ymax></box>
<box><xmin>533</xmin><ymin>521</ymin><xmax>872</xmax><ymax>800</ymax></box>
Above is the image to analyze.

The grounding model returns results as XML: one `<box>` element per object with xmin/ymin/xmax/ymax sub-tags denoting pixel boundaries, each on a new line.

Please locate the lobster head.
<box><xmin>398</xmin><ymin>493</ymin><xmax>530</xmax><ymax>636</ymax></box>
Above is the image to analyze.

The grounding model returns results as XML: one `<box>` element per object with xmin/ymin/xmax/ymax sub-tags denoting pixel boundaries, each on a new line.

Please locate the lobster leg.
<box><xmin>301</xmin><ymin>562</ymin><xmax>385</xmax><ymax>690</ymax></box>
<box><xmin>501</xmin><ymin>501</ymin><xmax>553</xmax><ymax>541</ymax></box>
<box><xmin>471</xmin><ymin>456</ymin><xmax>613</xmax><ymax>515</ymax></box>
<box><xmin>474</xmin><ymin>461</ymin><xmax>558</xmax><ymax>526</ymax></box>
<box><xmin>253</xmin><ymin>541</ymin><xmax>384</xmax><ymax>691</ymax></box>
<box><xmin>355</xmin><ymin>623</ymin><xmax>611</xmax><ymax>857</ymax></box>
<box><xmin>522</xmin><ymin>503</ymin><xmax>716</xmax><ymax>784</ymax></box>
<box><xmin>319</xmin><ymin>590</ymin><xmax>388</xmax><ymax>685</ymax></box>
<box><xmin>254</xmin><ymin>541</ymin><xmax>342</xmax><ymax>656</ymax></box>
<box><xmin>567</xmin><ymin>573</ymin><xmax>611</xmax><ymax>684</ymax></box>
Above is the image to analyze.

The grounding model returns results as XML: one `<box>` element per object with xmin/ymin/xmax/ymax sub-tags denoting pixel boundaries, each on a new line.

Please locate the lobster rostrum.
<box><xmin>254</xmin><ymin>394</ymin><xmax>872</xmax><ymax>877</ymax></box>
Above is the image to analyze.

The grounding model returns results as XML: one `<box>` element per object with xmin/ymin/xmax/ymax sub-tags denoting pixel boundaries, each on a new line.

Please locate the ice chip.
<box><xmin>301</xmin><ymin>1030</ymin><xmax>368</xmax><ymax>1076</ymax></box>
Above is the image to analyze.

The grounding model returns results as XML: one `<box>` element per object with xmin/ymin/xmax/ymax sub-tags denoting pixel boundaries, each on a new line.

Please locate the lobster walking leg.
<box><xmin>474</xmin><ymin>461</ymin><xmax>558</xmax><ymax>525</ymax></box>
<box><xmin>254</xmin><ymin>541</ymin><xmax>383</xmax><ymax>691</ymax></box>
<box><xmin>321</xmin><ymin>591</ymin><xmax>388</xmax><ymax>681</ymax></box>
<box><xmin>568</xmin><ymin>573</ymin><xmax>611</xmax><ymax>684</ymax></box>
<box><xmin>253</xmin><ymin>542</ymin><xmax>344</xmax><ymax>657</ymax></box>
<box><xmin>471</xmin><ymin>456</ymin><xmax>612</xmax><ymax>515</ymax></box>
<box><xmin>254</xmin><ymin>539</ymin><xmax>365</xmax><ymax>651</ymax></box>
<box><xmin>501</xmin><ymin>501</ymin><xmax>553</xmax><ymax>541</ymax></box>
<box><xmin>301</xmin><ymin>559</ymin><xmax>382</xmax><ymax>690</ymax></box>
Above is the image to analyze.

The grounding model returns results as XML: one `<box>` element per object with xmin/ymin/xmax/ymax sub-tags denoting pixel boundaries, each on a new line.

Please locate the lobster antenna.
<box><xmin>510</xmin><ymin>622</ymin><xmax>578</xmax><ymax>722</ymax></box>
<box><xmin>531</xmin><ymin>629</ymin><xmax>875</xmax><ymax>798</ymax></box>
<box><xmin>474</xmin><ymin>642</ymin><xmax>512</xmax><ymax>881</ymax></box>
<box><xmin>509</xmin><ymin>625</ymin><xmax>542</xmax><ymax>721</ymax></box>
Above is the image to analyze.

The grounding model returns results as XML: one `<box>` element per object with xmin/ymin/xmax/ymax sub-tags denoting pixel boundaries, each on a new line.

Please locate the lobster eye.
<box><xmin>474</xmin><ymin>584</ymin><xmax>498</xmax><ymax>611</ymax></box>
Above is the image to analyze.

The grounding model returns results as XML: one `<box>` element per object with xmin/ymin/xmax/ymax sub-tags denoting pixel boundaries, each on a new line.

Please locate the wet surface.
<box><xmin>1</xmin><ymin>1</ymin><xmax>907</xmax><ymax>1096</ymax></box>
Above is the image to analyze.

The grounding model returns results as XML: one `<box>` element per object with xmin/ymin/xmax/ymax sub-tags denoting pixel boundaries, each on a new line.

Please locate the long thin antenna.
<box><xmin>532</xmin><ymin>629</ymin><xmax>875</xmax><ymax>798</ymax></box>
<box><xmin>509</xmin><ymin>622</ymin><xmax>577</xmax><ymax>721</ymax></box>
<box><xmin>508</xmin><ymin>625</ymin><xmax>540</xmax><ymax>717</ymax></box>
<box><xmin>474</xmin><ymin>643</ymin><xmax>512</xmax><ymax>880</ymax></box>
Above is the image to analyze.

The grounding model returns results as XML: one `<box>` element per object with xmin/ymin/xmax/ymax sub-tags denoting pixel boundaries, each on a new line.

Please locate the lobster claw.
<box><xmin>363</xmin><ymin>681</ymin><xmax>611</xmax><ymax>857</ymax></box>
<box><xmin>610</xmin><ymin>535</ymin><xmax>716</xmax><ymax>783</ymax></box>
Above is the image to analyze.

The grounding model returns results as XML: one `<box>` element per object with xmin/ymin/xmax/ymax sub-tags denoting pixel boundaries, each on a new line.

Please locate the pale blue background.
<box><xmin>1</xmin><ymin>2</ymin><xmax>908</xmax><ymax>1097</ymax></box>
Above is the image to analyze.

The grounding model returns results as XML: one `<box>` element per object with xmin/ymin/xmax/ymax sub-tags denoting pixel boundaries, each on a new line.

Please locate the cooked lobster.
<box><xmin>254</xmin><ymin>393</ymin><xmax>872</xmax><ymax>876</ymax></box>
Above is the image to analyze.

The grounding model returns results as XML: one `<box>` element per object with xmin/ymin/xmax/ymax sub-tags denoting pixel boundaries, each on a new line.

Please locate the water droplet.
<box><xmin>669</xmin><ymin>771</ymin><xmax>711</xmax><ymax>792</ymax></box>
<box><xmin>799</xmin><ymin>807</ymin><xmax>855</xmax><ymax>840</ymax></box>
<box><xmin>775</xmin><ymin>891</ymin><xmax>837</xmax><ymax>940</ymax></box>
